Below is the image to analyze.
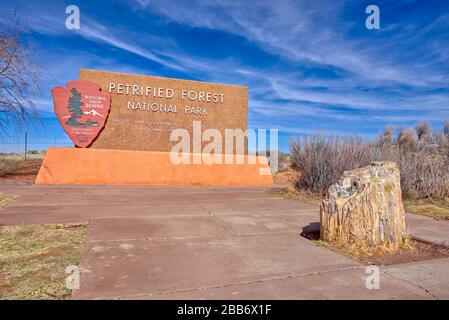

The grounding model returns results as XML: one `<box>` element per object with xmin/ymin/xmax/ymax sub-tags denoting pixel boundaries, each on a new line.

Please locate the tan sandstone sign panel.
<box><xmin>79</xmin><ymin>69</ymin><xmax>248</xmax><ymax>153</ymax></box>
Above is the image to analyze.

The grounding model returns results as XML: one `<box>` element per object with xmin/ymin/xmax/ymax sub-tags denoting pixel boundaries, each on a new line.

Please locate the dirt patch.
<box><xmin>331</xmin><ymin>239</ymin><xmax>449</xmax><ymax>266</ymax></box>
<box><xmin>2</xmin><ymin>173</ymin><xmax>38</xmax><ymax>182</ymax></box>
<box><xmin>273</xmin><ymin>168</ymin><xmax>298</xmax><ymax>185</ymax></box>
<box><xmin>301</xmin><ymin>227</ymin><xmax>449</xmax><ymax>266</ymax></box>
<box><xmin>0</xmin><ymin>223</ymin><xmax>87</xmax><ymax>300</ymax></box>
<box><xmin>0</xmin><ymin>158</ymin><xmax>41</xmax><ymax>182</ymax></box>
<box><xmin>353</xmin><ymin>240</ymin><xmax>449</xmax><ymax>265</ymax></box>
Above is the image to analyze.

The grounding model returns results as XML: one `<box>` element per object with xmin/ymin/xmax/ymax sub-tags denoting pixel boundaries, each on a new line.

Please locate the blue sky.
<box><xmin>1</xmin><ymin>0</ymin><xmax>449</xmax><ymax>152</ymax></box>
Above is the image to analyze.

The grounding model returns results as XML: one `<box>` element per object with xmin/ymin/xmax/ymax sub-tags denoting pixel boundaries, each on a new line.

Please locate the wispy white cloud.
<box><xmin>133</xmin><ymin>0</ymin><xmax>448</xmax><ymax>88</ymax></box>
<box><xmin>80</xmin><ymin>19</ymin><xmax>186</xmax><ymax>72</ymax></box>
<box><xmin>2</xmin><ymin>0</ymin><xmax>448</xmax><ymax>138</ymax></box>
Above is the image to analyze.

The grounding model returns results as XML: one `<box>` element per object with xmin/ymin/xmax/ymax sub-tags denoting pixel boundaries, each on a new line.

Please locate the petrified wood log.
<box><xmin>320</xmin><ymin>161</ymin><xmax>407</xmax><ymax>249</ymax></box>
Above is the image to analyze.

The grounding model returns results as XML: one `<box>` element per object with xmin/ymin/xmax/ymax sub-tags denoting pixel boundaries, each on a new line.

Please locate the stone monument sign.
<box><xmin>79</xmin><ymin>69</ymin><xmax>248</xmax><ymax>152</ymax></box>
<box><xmin>36</xmin><ymin>69</ymin><xmax>272</xmax><ymax>186</ymax></box>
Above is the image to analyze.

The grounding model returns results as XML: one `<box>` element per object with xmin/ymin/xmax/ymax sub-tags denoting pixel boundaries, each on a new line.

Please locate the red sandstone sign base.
<box><xmin>35</xmin><ymin>148</ymin><xmax>273</xmax><ymax>186</ymax></box>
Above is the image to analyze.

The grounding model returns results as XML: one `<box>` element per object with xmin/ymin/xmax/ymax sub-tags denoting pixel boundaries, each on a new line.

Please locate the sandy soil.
<box><xmin>0</xmin><ymin>159</ymin><xmax>41</xmax><ymax>182</ymax></box>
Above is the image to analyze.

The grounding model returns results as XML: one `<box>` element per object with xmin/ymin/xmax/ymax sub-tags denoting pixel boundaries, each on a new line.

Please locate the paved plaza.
<box><xmin>1</xmin><ymin>181</ymin><xmax>448</xmax><ymax>299</ymax></box>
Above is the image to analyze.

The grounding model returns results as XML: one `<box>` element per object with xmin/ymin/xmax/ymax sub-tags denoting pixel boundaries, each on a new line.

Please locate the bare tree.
<box><xmin>0</xmin><ymin>14</ymin><xmax>40</xmax><ymax>134</ymax></box>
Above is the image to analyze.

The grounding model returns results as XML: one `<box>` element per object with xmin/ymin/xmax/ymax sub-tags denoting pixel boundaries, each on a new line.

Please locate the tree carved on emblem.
<box><xmin>66</xmin><ymin>88</ymin><xmax>98</xmax><ymax>127</ymax></box>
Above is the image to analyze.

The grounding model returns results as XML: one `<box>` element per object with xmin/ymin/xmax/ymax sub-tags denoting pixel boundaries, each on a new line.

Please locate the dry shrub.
<box><xmin>290</xmin><ymin>124</ymin><xmax>449</xmax><ymax>200</ymax></box>
<box><xmin>290</xmin><ymin>134</ymin><xmax>372</xmax><ymax>194</ymax></box>
<box><xmin>397</xmin><ymin>128</ymin><xmax>417</xmax><ymax>149</ymax></box>
<box><xmin>415</xmin><ymin>121</ymin><xmax>432</xmax><ymax>143</ymax></box>
<box><xmin>397</xmin><ymin>149</ymin><xmax>449</xmax><ymax>199</ymax></box>
<box><xmin>0</xmin><ymin>163</ymin><xmax>6</xmax><ymax>177</ymax></box>
<box><xmin>0</xmin><ymin>160</ymin><xmax>13</xmax><ymax>177</ymax></box>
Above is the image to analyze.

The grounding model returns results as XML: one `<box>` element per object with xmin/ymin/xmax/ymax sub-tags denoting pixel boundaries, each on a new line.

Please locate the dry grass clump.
<box><xmin>0</xmin><ymin>151</ymin><xmax>45</xmax><ymax>162</ymax></box>
<box><xmin>404</xmin><ymin>198</ymin><xmax>449</xmax><ymax>220</ymax></box>
<box><xmin>0</xmin><ymin>195</ymin><xmax>16</xmax><ymax>207</ymax></box>
<box><xmin>0</xmin><ymin>224</ymin><xmax>87</xmax><ymax>300</ymax></box>
<box><xmin>0</xmin><ymin>152</ymin><xmax>44</xmax><ymax>177</ymax></box>
<box><xmin>290</xmin><ymin>121</ymin><xmax>449</xmax><ymax>201</ymax></box>
<box><xmin>0</xmin><ymin>163</ymin><xmax>8</xmax><ymax>177</ymax></box>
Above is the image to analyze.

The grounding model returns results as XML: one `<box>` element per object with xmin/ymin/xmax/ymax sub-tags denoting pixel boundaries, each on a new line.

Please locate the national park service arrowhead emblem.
<box><xmin>52</xmin><ymin>80</ymin><xmax>111</xmax><ymax>148</ymax></box>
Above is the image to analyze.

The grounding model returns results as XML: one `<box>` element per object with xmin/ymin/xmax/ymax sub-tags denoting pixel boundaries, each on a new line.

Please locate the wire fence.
<box><xmin>0</xmin><ymin>134</ymin><xmax>73</xmax><ymax>155</ymax></box>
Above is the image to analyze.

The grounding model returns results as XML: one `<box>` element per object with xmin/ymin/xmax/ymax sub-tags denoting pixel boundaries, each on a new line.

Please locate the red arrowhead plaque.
<box><xmin>52</xmin><ymin>80</ymin><xmax>111</xmax><ymax>148</ymax></box>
